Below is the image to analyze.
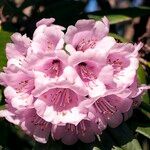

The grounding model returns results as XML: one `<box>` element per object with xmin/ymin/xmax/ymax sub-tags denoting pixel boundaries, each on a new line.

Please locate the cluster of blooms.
<box><xmin>0</xmin><ymin>17</ymin><xmax>146</xmax><ymax>145</ymax></box>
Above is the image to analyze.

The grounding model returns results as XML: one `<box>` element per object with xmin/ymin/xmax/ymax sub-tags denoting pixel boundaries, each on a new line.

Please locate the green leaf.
<box><xmin>127</xmin><ymin>108</ymin><xmax>150</xmax><ymax>139</ymax></box>
<box><xmin>93</xmin><ymin>147</ymin><xmax>101</xmax><ymax>150</ymax></box>
<box><xmin>109</xmin><ymin>33</ymin><xmax>128</xmax><ymax>43</ymax></box>
<box><xmin>108</xmin><ymin>123</ymin><xmax>142</xmax><ymax>150</ymax></box>
<box><xmin>0</xmin><ymin>88</ymin><xmax>2</xmax><ymax>103</ymax></box>
<box><xmin>89</xmin><ymin>15</ymin><xmax>131</xmax><ymax>24</ymax></box>
<box><xmin>137</xmin><ymin>64</ymin><xmax>150</xmax><ymax>104</ymax></box>
<box><xmin>140</xmin><ymin>102</ymin><xmax>150</xmax><ymax>113</ymax></box>
<box><xmin>136</xmin><ymin>125</ymin><xmax>150</xmax><ymax>139</ymax></box>
<box><xmin>88</xmin><ymin>7</ymin><xmax>150</xmax><ymax>24</ymax></box>
<box><xmin>99</xmin><ymin>131</ymin><xmax>117</xmax><ymax>150</ymax></box>
<box><xmin>0</xmin><ymin>29</ymin><xmax>12</xmax><ymax>71</ymax></box>
<box><xmin>0</xmin><ymin>105</ymin><xmax>5</xmax><ymax>110</ymax></box>
<box><xmin>112</xmin><ymin>146</ymin><xmax>123</xmax><ymax>150</ymax></box>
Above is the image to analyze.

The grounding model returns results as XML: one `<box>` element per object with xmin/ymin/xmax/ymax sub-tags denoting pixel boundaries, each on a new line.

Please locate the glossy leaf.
<box><xmin>0</xmin><ymin>89</ymin><xmax>2</xmax><ymax>103</ymax></box>
<box><xmin>112</xmin><ymin>146</ymin><xmax>123</xmax><ymax>150</ymax></box>
<box><xmin>108</xmin><ymin>123</ymin><xmax>142</xmax><ymax>150</ymax></box>
<box><xmin>137</xmin><ymin>65</ymin><xmax>150</xmax><ymax>104</ymax></box>
<box><xmin>0</xmin><ymin>29</ymin><xmax>12</xmax><ymax>71</ymax></box>
<box><xmin>136</xmin><ymin>125</ymin><xmax>150</xmax><ymax>139</ymax></box>
<box><xmin>93</xmin><ymin>147</ymin><xmax>101</xmax><ymax>150</ymax></box>
<box><xmin>140</xmin><ymin>102</ymin><xmax>150</xmax><ymax>113</ymax></box>
<box><xmin>88</xmin><ymin>7</ymin><xmax>150</xmax><ymax>24</ymax></box>
<box><xmin>89</xmin><ymin>15</ymin><xmax>131</xmax><ymax>24</ymax></box>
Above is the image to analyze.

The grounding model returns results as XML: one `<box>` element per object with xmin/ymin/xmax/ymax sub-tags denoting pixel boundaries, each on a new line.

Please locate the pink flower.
<box><xmin>52</xmin><ymin>119</ymin><xmax>106</xmax><ymax>145</ymax></box>
<box><xmin>6</xmin><ymin>33</ymin><xmax>31</xmax><ymax>59</ymax></box>
<box><xmin>108</xmin><ymin>43</ymin><xmax>142</xmax><ymax>87</ymax></box>
<box><xmin>0</xmin><ymin>105</ymin><xmax>52</xmax><ymax>143</ymax></box>
<box><xmin>0</xmin><ymin>17</ymin><xmax>147</xmax><ymax>145</ymax></box>
<box><xmin>32</xmin><ymin>67</ymin><xmax>89</xmax><ymax>125</ymax></box>
<box><xmin>65</xmin><ymin>17</ymin><xmax>109</xmax><ymax>52</ymax></box>
<box><xmin>0</xmin><ymin>69</ymin><xmax>34</xmax><ymax>110</ymax></box>
<box><xmin>31</xmin><ymin>18</ymin><xmax>65</xmax><ymax>54</ymax></box>
<box><xmin>67</xmin><ymin>36</ymin><xmax>116</xmax><ymax>98</ymax></box>
<box><xmin>83</xmin><ymin>75</ymin><xmax>148</xmax><ymax>128</ymax></box>
<box><xmin>23</xmin><ymin>50</ymin><xmax>68</xmax><ymax>78</ymax></box>
<box><xmin>0</xmin><ymin>104</ymin><xmax>105</xmax><ymax>145</ymax></box>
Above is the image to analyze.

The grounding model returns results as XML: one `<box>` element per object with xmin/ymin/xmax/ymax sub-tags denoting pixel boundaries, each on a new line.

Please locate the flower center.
<box><xmin>77</xmin><ymin>62</ymin><xmax>96</xmax><ymax>82</ymax></box>
<box><xmin>16</xmin><ymin>79</ymin><xmax>34</xmax><ymax>93</ymax></box>
<box><xmin>107</xmin><ymin>56</ymin><xmax>123</xmax><ymax>73</ymax></box>
<box><xmin>48</xmin><ymin>59</ymin><xmax>62</xmax><ymax>77</ymax></box>
<box><xmin>76</xmin><ymin>38</ymin><xmax>97</xmax><ymax>51</ymax></box>
<box><xmin>65</xmin><ymin>121</ymin><xmax>89</xmax><ymax>136</ymax></box>
<box><xmin>31</xmin><ymin>114</ymin><xmax>50</xmax><ymax>131</ymax></box>
<box><xmin>42</xmin><ymin>88</ymin><xmax>78</xmax><ymax>112</ymax></box>
<box><xmin>94</xmin><ymin>98</ymin><xmax>117</xmax><ymax>118</ymax></box>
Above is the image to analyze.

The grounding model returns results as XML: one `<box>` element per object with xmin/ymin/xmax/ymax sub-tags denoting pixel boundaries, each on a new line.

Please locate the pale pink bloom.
<box><xmin>0</xmin><ymin>17</ymin><xmax>147</xmax><ymax>145</ymax></box>
<box><xmin>64</xmin><ymin>18</ymin><xmax>115</xmax><ymax>98</ymax></box>
<box><xmin>52</xmin><ymin>119</ymin><xmax>106</xmax><ymax>145</ymax></box>
<box><xmin>31</xmin><ymin>18</ymin><xmax>65</xmax><ymax>54</ymax></box>
<box><xmin>4</xmin><ymin>86</ymin><xmax>34</xmax><ymax>110</ymax></box>
<box><xmin>92</xmin><ymin>95</ymin><xmax>132</xmax><ymax>128</ymax></box>
<box><xmin>128</xmin><ymin>77</ymin><xmax>150</xmax><ymax>109</ymax></box>
<box><xmin>65</xmin><ymin>17</ymin><xmax>109</xmax><ymax>52</ymax></box>
<box><xmin>0</xmin><ymin>70</ymin><xmax>33</xmax><ymax>92</ymax></box>
<box><xmin>35</xmin><ymin>18</ymin><xmax>65</xmax><ymax>35</ymax></box>
<box><xmin>67</xmin><ymin>36</ymin><xmax>116</xmax><ymax>98</ymax></box>
<box><xmin>99</xmin><ymin>42</ymin><xmax>143</xmax><ymax>93</ymax></box>
<box><xmin>0</xmin><ymin>104</ymin><xmax>105</xmax><ymax>145</ymax></box>
<box><xmin>36</xmin><ymin>18</ymin><xmax>55</xmax><ymax>27</ymax></box>
<box><xmin>85</xmin><ymin>76</ymin><xmax>148</xmax><ymax>128</ymax></box>
<box><xmin>2</xmin><ymin>33</ymin><xmax>31</xmax><ymax>74</ymax></box>
<box><xmin>0</xmin><ymin>105</ymin><xmax>52</xmax><ymax>143</ymax></box>
<box><xmin>23</xmin><ymin>50</ymin><xmax>68</xmax><ymax>78</ymax></box>
<box><xmin>32</xmin><ymin>67</ymin><xmax>89</xmax><ymax>125</ymax></box>
<box><xmin>20</xmin><ymin>108</ymin><xmax>52</xmax><ymax>143</ymax></box>
<box><xmin>0</xmin><ymin>104</ymin><xmax>21</xmax><ymax>125</ymax></box>
<box><xmin>6</xmin><ymin>33</ymin><xmax>31</xmax><ymax>59</ymax></box>
<box><xmin>0</xmin><ymin>69</ymin><xmax>34</xmax><ymax>110</ymax></box>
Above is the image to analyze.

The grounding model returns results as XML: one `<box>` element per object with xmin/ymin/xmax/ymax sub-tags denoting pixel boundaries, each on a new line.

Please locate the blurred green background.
<box><xmin>0</xmin><ymin>0</ymin><xmax>150</xmax><ymax>150</ymax></box>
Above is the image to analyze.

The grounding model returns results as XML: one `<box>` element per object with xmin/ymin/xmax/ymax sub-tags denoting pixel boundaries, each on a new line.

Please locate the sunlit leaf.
<box><xmin>93</xmin><ymin>147</ymin><xmax>102</xmax><ymax>150</ymax></box>
<box><xmin>0</xmin><ymin>29</ymin><xmax>12</xmax><ymax>71</ymax></box>
<box><xmin>137</xmin><ymin>65</ymin><xmax>150</xmax><ymax>104</ymax></box>
<box><xmin>108</xmin><ymin>123</ymin><xmax>142</xmax><ymax>150</ymax></box>
<box><xmin>89</xmin><ymin>15</ymin><xmax>131</xmax><ymax>24</ymax></box>
<box><xmin>112</xmin><ymin>146</ymin><xmax>123</xmax><ymax>150</ymax></box>
<box><xmin>88</xmin><ymin>7</ymin><xmax>150</xmax><ymax>24</ymax></box>
<box><xmin>136</xmin><ymin>125</ymin><xmax>150</xmax><ymax>139</ymax></box>
<box><xmin>0</xmin><ymin>89</ymin><xmax>2</xmax><ymax>103</ymax></box>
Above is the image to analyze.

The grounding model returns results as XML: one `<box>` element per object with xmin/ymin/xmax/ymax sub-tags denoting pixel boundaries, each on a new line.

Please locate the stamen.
<box><xmin>48</xmin><ymin>60</ymin><xmax>61</xmax><ymax>77</ymax></box>
<box><xmin>95</xmin><ymin>99</ymin><xmax>116</xmax><ymax>116</ymax></box>
<box><xmin>47</xmin><ymin>88</ymin><xmax>78</xmax><ymax>112</ymax></box>
<box><xmin>65</xmin><ymin>124</ymin><xmax>75</xmax><ymax>133</ymax></box>
<box><xmin>31</xmin><ymin>114</ymin><xmax>49</xmax><ymax>130</ymax></box>
<box><xmin>79</xmin><ymin>121</ymin><xmax>86</xmax><ymax>136</ymax></box>
<box><xmin>76</xmin><ymin>38</ymin><xmax>97</xmax><ymax>51</ymax></box>
<box><xmin>78</xmin><ymin>62</ymin><xmax>96</xmax><ymax>81</ymax></box>
<box><xmin>16</xmin><ymin>80</ymin><xmax>30</xmax><ymax>92</ymax></box>
<box><xmin>107</xmin><ymin>57</ymin><xmax>123</xmax><ymax>73</ymax></box>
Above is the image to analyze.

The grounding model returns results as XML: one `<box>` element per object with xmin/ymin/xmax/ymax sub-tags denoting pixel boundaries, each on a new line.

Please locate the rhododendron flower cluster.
<box><xmin>0</xmin><ymin>17</ymin><xmax>146</xmax><ymax>145</ymax></box>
